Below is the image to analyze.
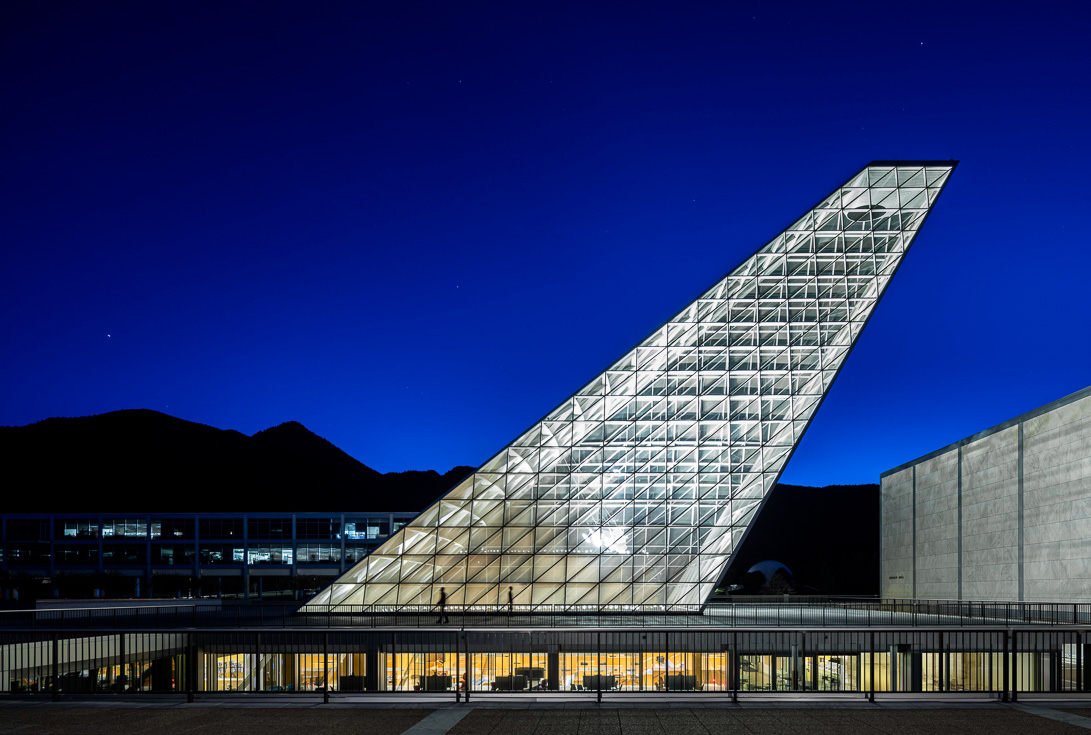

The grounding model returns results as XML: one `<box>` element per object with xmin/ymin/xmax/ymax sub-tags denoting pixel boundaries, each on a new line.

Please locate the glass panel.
<box><xmin>309</xmin><ymin>162</ymin><xmax>956</xmax><ymax>610</ymax></box>
<box><xmin>102</xmin><ymin>519</ymin><xmax>146</xmax><ymax>538</ymax></box>
<box><xmin>56</xmin><ymin>519</ymin><xmax>99</xmax><ymax>539</ymax></box>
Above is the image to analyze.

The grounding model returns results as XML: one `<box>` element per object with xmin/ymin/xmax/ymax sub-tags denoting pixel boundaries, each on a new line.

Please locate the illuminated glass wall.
<box><xmin>312</xmin><ymin>161</ymin><xmax>956</xmax><ymax>609</ymax></box>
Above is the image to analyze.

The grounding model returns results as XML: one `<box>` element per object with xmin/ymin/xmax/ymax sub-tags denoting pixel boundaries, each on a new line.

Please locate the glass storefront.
<box><xmin>383</xmin><ymin>653</ymin><xmax>463</xmax><ymax>691</ymax></box>
<box><xmin>7</xmin><ymin>627</ymin><xmax>1086</xmax><ymax>698</ymax></box>
<box><xmin>201</xmin><ymin>653</ymin><xmax>365</xmax><ymax>692</ymax></box>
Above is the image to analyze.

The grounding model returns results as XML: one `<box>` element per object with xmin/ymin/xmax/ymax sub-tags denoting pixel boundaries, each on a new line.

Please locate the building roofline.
<box><xmin>880</xmin><ymin>384</ymin><xmax>1091</xmax><ymax>478</ymax></box>
<box><xmin>408</xmin><ymin>160</ymin><xmax>962</xmax><ymax>530</ymax></box>
<box><xmin>868</xmin><ymin>160</ymin><xmax>960</xmax><ymax>167</ymax></box>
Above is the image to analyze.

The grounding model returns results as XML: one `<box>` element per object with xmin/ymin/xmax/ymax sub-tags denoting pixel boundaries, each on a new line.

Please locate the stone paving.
<box><xmin>1</xmin><ymin>704</ymin><xmax>1090</xmax><ymax>734</ymax></box>
<box><xmin>447</xmin><ymin>707</ymin><xmax>1088</xmax><ymax>734</ymax></box>
<box><xmin>0</xmin><ymin>706</ymin><xmax>432</xmax><ymax>735</ymax></box>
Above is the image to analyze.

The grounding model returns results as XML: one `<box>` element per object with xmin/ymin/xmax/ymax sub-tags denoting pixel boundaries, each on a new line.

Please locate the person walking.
<box><xmin>436</xmin><ymin>586</ymin><xmax>449</xmax><ymax>624</ymax></box>
<box><xmin>507</xmin><ymin>586</ymin><xmax>514</xmax><ymax>614</ymax></box>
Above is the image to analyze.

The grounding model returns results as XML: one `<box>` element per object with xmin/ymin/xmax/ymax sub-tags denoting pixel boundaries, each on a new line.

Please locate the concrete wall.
<box><xmin>961</xmin><ymin>425</ymin><xmax>1020</xmax><ymax>601</ymax></box>
<box><xmin>913</xmin><ymin>450</ymin><xmax>959</xmax><ymax>600</ymax></box>
<box><xmin>1023</xmin><ymin>395</ymin><xmax>1091</xmax><ymax>601</ymax></box>
<box><xmin>879</xmin><ymin>466</ymin><xmax>914</xmax><ymax>598</ymax></box>
<box><xmin>880</xmin><ymin>387</ymin><xmax>1091</xmax><ymax>601</ymax></box>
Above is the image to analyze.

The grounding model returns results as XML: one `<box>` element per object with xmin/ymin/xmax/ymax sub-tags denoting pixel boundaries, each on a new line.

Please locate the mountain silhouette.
<box><xmin>1</xmin><ymin>409</ymin><xmax>878</xmax><ymax>593</ymax></box>
<box><xmin>0</xmin><ymin>409</ymin><xmax>474</xmax><ymax>512</ymax></box>
<box><xmin>719</xmin><ymin>482</ymin><xmax>879</xmax><ymax>595</ymax></box>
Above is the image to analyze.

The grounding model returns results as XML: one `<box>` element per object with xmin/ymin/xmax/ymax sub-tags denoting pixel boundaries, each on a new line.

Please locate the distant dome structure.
<box><xmin>747</xmin><ymin>561</ymin><xmax>793</xmax><ymax>585</ymax></box>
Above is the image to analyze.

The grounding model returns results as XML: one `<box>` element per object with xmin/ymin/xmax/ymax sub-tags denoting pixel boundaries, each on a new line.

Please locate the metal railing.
<box><xmin>2</xmin><ymin>599</ymin><xmax>1090</xmax><ymax>631</ymax></box>
<box><xmin>2</xmin><ymin>626</ymin><xmax>1090</xmax><ymax>701</ymax></box>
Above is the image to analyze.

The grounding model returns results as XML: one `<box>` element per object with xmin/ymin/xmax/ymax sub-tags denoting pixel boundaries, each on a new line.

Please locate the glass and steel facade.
<box><xmin>4</xmin><ymin>603</ymin><xmax>1090</xmax><ymax>699</ymax></box>
<box><xmin>313</xmin><ymin>161</ymin><xmax>957</xmax><ymax>610</ymax></box>
<box><xmin>1</xmin><ymin>512</ymin><xmax>415</xmax><ymax>599</ymax></box>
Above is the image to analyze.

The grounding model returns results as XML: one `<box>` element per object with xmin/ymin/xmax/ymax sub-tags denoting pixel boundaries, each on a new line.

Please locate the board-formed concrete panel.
<box><xmin>960</xmin><ymin>426</ymin><xmax>1019</xmax><ymax>600</ymax></box>
<box><xmin>914</xmin><ymin>450</ymin><xmax>959</xmax><ymax>600</ymax></box>
<box><xmin>1023</xmin><ymin>395</ymin><xmax>1091</xmax><ymax>601</ymax></box>
<box><xmin>880</xmin><ymin>466</ymin><xmax>914</xmax><ymax>598</ymax></box>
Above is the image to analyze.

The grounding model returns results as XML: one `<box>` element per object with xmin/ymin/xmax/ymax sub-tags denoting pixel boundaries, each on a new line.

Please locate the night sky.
<box><xmin>3</xmin><ymin>3</ymin><xmax>1089</xmax><ymax>484</ymax></box>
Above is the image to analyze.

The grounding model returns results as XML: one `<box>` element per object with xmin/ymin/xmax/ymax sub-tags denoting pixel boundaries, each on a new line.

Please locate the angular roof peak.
<box><xmin>307</xmin><ymin>161</ymin><xmax>957</xmax><ymax>611</ymax></box>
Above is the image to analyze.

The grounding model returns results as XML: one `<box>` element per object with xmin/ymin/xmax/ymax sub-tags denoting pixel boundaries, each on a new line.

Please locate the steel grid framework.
<box><xmin>312</xmin><ymin>161</ymin><xmax>957</xmax><ymax>610</ymax></box>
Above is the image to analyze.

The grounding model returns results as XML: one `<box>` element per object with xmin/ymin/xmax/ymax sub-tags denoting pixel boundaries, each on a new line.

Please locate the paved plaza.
<box><xmin>4</xmin><ymin>701</ymin><xmax>1091</xmax><ymax>734</ymax></box>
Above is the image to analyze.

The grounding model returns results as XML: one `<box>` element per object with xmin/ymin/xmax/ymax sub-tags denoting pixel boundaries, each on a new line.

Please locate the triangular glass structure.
<box><xmin>310</xmin><ymin>161</ymin><xmax>957</xmax><ymax>611</ymax></box>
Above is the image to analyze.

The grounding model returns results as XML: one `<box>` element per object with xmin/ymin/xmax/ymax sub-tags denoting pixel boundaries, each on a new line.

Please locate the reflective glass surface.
<box><xmin>312</xmin><ymin>163</ymin><xmax>955</xmax><ymax>609</ymax></box>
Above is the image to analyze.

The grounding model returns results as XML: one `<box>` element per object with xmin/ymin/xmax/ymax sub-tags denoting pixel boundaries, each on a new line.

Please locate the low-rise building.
<box><xmin>1</xmin><ymin>511</ymin><xmax>415</xmax><ymax>600</ymax></box>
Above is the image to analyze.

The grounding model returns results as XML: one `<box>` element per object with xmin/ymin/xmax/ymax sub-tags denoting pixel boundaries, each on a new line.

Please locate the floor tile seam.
<box><xmin>654</xmin><ymin>707</ymin><xmax>713</xmax><ymax>735</ymax></box>
<box><xmin>1007</xmin><ymin>703</ymin><xmax>1091</xmax><ymax>731</ymax></box>
<box><xmin>399</xmin><ymin>707</ymin><xmax>475</xmax><ymax>735</ymax></box>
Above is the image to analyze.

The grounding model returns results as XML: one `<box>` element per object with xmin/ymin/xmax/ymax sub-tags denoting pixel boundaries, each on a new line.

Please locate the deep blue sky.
<box><xmin>2</xmin><ymin>2</ymin><xmax>1089</xmax><ymax>484</ymax></box>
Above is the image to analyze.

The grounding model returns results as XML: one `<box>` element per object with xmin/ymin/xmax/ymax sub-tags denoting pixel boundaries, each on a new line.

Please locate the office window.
<box><xmin>296</xmin><ymin>544</ymin><xmax>341</xmax><ymax>564</ymax></box>
<box><xmin>200</xmin><ymin>544</ymin><xmax>243</xmax><ymax>564</ymax></box>
<box><xmin>5</xmin><ymin>544</ymin><xmax>50</xmax><ymax>565</ymax></box>
<box><xmin>246</xmin><ymin>545</ymin><xmax>293</xmax><ymax>565</ymax></box>
<box><xmin>153</xmin><ymin>544</ymin><xmax>196</xmax><ymax>566</ymax></box>
<box><xmin>345</xmin><ymin>544</ymin><xmax>372</xmax><ymax>563</ymax></box>
<box><xmin>297</xmin><ymin>518</ymin><xmax>340</xmax><ymax>539</ymax></box>
<box><xmin>102</xmin><ymin>544</ymin><xmax>147</xmax><ymax>565</ymax></box>
<box><xmin>152</xmin><ymin>518</ymin><xmax>195</xmax><ymax>539</ymax></box>
<box><xmin>56</xmin><ymin>519</ymin><xmax>99</xmax><ymax>539</ymax></box>
<box><xmin>342</xmin><ymin>520</ymin><xmax>367</xmax><ymax>540</ymax></box>
<box><xmin>102</xmin><ymin>519</ymin><xmax>147</xmax><ymax>538</ymax></box>
<box><xmin>200</xmin><ymin>519</ymin><xmax>243</xmax><ymax>539</ymax></box>
<box><xmin>248</xmin><ymin>518</ymin><xmax>292</xmax><ymax>540</ymax></box>
<box><xmin>344</xmin><ymin>518</ymin><xmax>388</xmax><ymax>540</ymax></box>
<box><xmin>56</xmin><ymin>545</ymin><xmax>99</xmax><ymax>565</ymax></box>
<box><xmin>6</xmin><ymin>519</ymin><xmax>50</xmax><ymax>541</ymax></box>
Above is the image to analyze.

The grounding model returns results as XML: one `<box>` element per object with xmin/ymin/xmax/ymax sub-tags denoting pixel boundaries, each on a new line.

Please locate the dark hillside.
<box><xmin>0</xmin><ymin>410</ymin><xmax>472</xmax><ymax>512</ymax></box>
<box><xmin>720</xmin><ymin>482</ymin><xmax>879</xmax><ymax>595</ymax></box>
<box><xmin>1</xmin><ymin>410</ymin><xmax>877</xmax><ymax>594</ymax></box>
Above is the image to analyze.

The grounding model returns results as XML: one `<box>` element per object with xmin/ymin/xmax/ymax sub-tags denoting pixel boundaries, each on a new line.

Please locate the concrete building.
<box><xmin>881</xmin><ymin>386</ymin><xmax>1091</xmax><ymax>601</ymax></box>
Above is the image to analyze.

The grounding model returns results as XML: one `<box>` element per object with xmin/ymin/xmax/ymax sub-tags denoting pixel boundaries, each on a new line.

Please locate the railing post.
<box><xmin>939</xmin><ymin>631</ymin><xmax>945</xmax><ymax>692</ymax></box>
<box><xmin>1011</xmin><ymin>630</ymin><xmax>1018</xmax><ymax>702</ymax></box>
<box><xmin>455</xmin><ymin>629</ymin><xmax>461</xmax><ymax>703</ymax></box>
<box><xmin>323</xmin><ymin>632</ymin><xmax>329</xmax><ymax>704</ymax></box>
<box><xmin>732</xmin><ymin>630</ymin><xmax>739</xmax><ymax>703</ymax></box>
<box><xmin>51</xmin><ymin>633</ymin><xmax>59</xmax><ymax>702</ymax></box>
<box><xmin>597</xmin><ymin>631</ymin><xmax>602</xmax><ymax>703</ymax></box>
<box><xmin>801</xmin><ymin>631</ymin><xmax>807</xmax><ymax>692</ymax></box>
<box><xmin>1076</xmin><ymin>631</ymin><xmax>1082</xmax><ymax>695</ymax></box>
<box><xmin>1001</xmin><ymin>630</ymin><xmax>1009</xmax><ymax>702</ymax></box>
<box><xmin>869</xmin><ymin>631</ymin><xmax>875</xmax><ymax>702</ymax></box>
<box><xmin>187</xmin><ymin>632</ymin><xmax>197</xmax><ymax>702</ymax></box>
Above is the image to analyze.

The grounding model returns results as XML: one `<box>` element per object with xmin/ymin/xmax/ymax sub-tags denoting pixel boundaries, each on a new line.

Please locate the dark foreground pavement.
<box><xmin>4</xmin><ymin>703</ymin><xmax>1091</xmax><ymax>734</ymax></box>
